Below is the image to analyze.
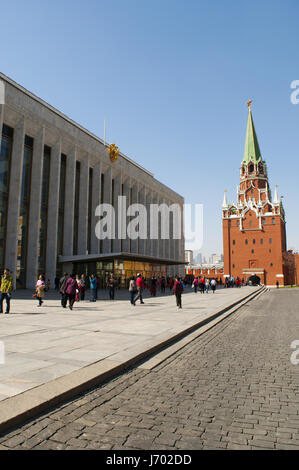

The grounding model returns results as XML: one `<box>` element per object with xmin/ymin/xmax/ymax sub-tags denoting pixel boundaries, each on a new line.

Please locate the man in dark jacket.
<box><xmin>174</xmin><ymin>276</ymin><xmax>183</xmax><ymax>309</ymax></box>
<box><xmin>59</xmin><ymin>273</ymin><xmax>69</xmax><ymax>308</ymax></box>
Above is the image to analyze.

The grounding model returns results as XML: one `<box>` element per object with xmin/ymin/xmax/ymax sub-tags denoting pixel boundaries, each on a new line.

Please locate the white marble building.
<box><xmin>0</xmin><ymin>73</ymin><xmax>185</xmax><ymax>288</ymax></box>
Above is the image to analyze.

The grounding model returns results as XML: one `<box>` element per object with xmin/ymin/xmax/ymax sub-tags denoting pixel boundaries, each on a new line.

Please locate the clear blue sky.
<box><xmin>1</xmin><ymin>0</ymin><xmax>299</xmax><ymax>257</ymax></box>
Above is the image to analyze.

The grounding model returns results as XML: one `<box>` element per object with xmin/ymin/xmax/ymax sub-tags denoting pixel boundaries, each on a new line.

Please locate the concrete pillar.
<box><xmin>130</xmin><ymin>181</ymin><xmax>139</xmax><ymax>255</ymax></box>
<box><xmin>164</xmin><ymin>198</ymin><xmax>170</xmax><ymax>260</ymax></box>
<box><xmin>180</xmin><ymin>201</ymin><xmax>185</xmax><ymax>276</ymax></box>
<box><xmin>121</xmin><ymin>176</ymin><xmax>130</xmax><ymax>254</ymax></box>
<box><xmin>152</xmin><ymin>192</ymin><xmax>159</xmax><ymax>258</ymax></box>
<box><xmin>112</xmin><ymin>171</ymin><xmax>122</xmax><ymax>253</ymax></box>
<box><xmin>26</xmin><ymin>127</ymin><xmax>45</xmax><ymax>288</ymax></box>
<box><xmin>102</xmin><ymin>166</ymin><xmax>112</xmax><ymax>254</ymax></box>
<box><xmin>90</xmin><ymin>161</ymin><xmax>101</xmax><ymax>254</ymax></box>
<box><xmin>159</xmin><ymin>196</ymin><xmax>165</xmax><ymax>260</ymax></box>
<box><xmin>46</xmin><ymin>139</ymin><xmax>61</xmax><ymax>283</ymax></box>
<box><xmin>63</xmin><ymin>147</ymin><xmax>76</xmax><ymax>256</ymax></box>
<box><xmin>5</xmin><ymin>117</ymin><xmax>25</xmax><ymax>286</ymax></box>
<box><xmin>78</xmin><ymin>155</ymin><xmax>89</xmax><ymax>255</ymax></box>
<box><xmin>138</xmin><ymin>185</ymin><xmax>146</xmax><ymax>255</ymax></box>
<box><xmin>146</xmin><ymin>189</ymin><xmax>153</xmax><ymax>257</ymax></box>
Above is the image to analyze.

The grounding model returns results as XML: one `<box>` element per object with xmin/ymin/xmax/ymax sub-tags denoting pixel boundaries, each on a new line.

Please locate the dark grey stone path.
<box><xmin>1</xmin><ymin>289</ymin><xmax>299</xmax><ymax>450</ymax></box>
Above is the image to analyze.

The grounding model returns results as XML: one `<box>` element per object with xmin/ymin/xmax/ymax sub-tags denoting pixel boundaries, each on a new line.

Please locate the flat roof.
<box><xmin>59</xmin><ymin>252</ymin><xmax>186</xmax><ymax>266</ymax></box>
<box><xmin>0</xmin><ymin>72</ymin><xmax>155</xmax><ymax>176</ymax></box>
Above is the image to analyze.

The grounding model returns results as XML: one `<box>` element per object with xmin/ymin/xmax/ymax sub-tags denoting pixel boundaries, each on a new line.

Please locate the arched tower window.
<box><xmin>248</xmin><ymin>163</ymin><xmax>254</xmax><ymax>173</ymax></box>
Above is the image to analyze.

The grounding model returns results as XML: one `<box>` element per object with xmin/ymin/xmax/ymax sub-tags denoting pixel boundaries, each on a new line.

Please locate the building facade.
<box><xmin>184</xmin><ymin>250</ymin><xmax>193</xmax><ymax>265</ymax></box>
<box><xmin>222</xmin><ymin>102</ymin><xmax>297</xmax><ymax>287</ymax></box>
<box><xmin>0</xmin><ymin>73</ymin><xmax>185</xmax><ymax>289</ymax></box>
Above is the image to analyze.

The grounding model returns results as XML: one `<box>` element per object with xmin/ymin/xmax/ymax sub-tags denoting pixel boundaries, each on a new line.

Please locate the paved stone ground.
<box><xmin>0</xmin><ymin>288</ymin><xmax>299</xmax><ymax>450</ymax></box>
<box><xmin>0</xmin><ymin>285</ymin><xmax>254</xmax><ymax>401</ymax></box>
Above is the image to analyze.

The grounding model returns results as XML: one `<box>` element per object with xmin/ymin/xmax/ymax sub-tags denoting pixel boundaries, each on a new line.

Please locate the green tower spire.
<box><xmin>243</xmin><ymin>100</ymin><xmax>262</xmax><ymax>164</ymax></box>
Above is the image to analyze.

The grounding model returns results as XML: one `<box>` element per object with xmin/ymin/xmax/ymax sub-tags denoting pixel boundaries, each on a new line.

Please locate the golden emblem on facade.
<box><xmin>107</xmin><ymin>143</ymin><xmax>120</xmax><ymax>162</ymax></box>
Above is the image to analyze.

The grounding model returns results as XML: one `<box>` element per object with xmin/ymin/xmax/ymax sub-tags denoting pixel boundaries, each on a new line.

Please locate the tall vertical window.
<box><xmin>73</xmin><ymin>161</ymin><xmax>81</xmax><ymax>255</ymax></box>
<box><xmin>0</xmin><ymin>124</ymin><xmax>13</xmax><ymax>269</ymax></box>
<box><xmin>38</xmin><ymin>145</ymin><xmax>51</xmax><ymax>275</ymax></box>
<box><xmin>87</xmin><ymin>167</ymin><xmax>93</xmax><ymax>254</ymax></box>
<box><xmin>129</xmin><ymin>187</ymin><xmax>133</xmax><ymax>253</ymax></box>
<box><xmin>57</xmin><ymin>154</ymin><xmax>66</xmax><ymax>257</ymax></box>
<box><xmin>16</xmin><ymin>135</ymin><xmax>33</xmax><ymax>287</ymax></box>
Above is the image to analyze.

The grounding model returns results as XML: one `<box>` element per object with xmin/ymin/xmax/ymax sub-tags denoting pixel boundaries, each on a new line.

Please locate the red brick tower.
<box><xmin>222</xmin><ymin>101</ymin><xmax>287</xmax><ymax>286</ymax></box>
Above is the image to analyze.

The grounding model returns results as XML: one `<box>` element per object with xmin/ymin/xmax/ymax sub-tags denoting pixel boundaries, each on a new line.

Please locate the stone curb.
<box><xmin>0</xmin><ymin>287</ymin><xmax>265</xmax><ymax>436</ymax></box>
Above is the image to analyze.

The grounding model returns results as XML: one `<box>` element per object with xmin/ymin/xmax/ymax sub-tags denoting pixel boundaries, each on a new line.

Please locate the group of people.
<box><xmin>57</xmin><ymin>273</ymin><xmax>118</xmax><ymax>309</ymax></box>
<box><xmin>1</xmin><ymin>269</ymin><xmax>209</xmax><ymax>314</ymax></box>
<box><xmin>129</xmin><ymin>274</ymin><xmax>185</xmax><ymax>309</ymax></box>
<box><xmin>191</xmin><ymin>277</ymin><xmax>217</xmax><ymax>294</ymax></box>
<box><xmin>224</xmin><ymin>276</ymin><xmax>243</xmax><ymax>288</ymax></box>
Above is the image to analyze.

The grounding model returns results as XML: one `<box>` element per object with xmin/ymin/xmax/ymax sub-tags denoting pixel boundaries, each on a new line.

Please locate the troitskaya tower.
<box><xmin>222</xmin><ymin>101</ymin><xmax>287</xmax><ymax>286</ymax></box>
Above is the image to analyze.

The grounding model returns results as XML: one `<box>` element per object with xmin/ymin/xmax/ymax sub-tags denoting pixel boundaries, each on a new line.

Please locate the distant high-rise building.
<box><xmin>185</xmin><ymin>250</ymin><xmax>193</xmax><ymax>265</ymax></box>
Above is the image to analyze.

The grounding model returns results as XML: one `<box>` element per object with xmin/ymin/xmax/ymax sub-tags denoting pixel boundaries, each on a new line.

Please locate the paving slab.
<box><xmin>0</xmin><ymin>286</ymin><xmax>262</xmax><ymax>432</ymax></box>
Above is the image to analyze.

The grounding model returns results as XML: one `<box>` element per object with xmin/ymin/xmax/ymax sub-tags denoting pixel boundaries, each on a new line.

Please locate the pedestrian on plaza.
<box><xmin>78</xmin><ymin>274</ymin><xmax>86</xmax><ymax>301</ymax></box>
<box><xmin>199</xmin><ymin>276</ymin><xmax>205</xmax><ymax>294</ymax></box>
<box><xmin>211</xmin><ymin>278</ymin><xmax>217</xmax><ymax>294</ymax></box>
<box><xmin>64</xmin><ymin>274</ymin><xmax>77</xmax><ymax>310</ymax></box>
<box><xmin>108</xmin><ymin>273</ymin><xmax>116</xmax><ymax>300</ymax></box>
<box><xmin>169</xmin><ymin>278</ymin><xmax>174</xmax><ymax>292</ymax></box>
<box><xmin>160</xmin><ymin>277</ymin><xmax>166</xmax><ymax>293</ymax></box>
<box><xmin>192</xmin><ymin>276</ymin><xmax>199</xmax><ymax>293</ymax></box>
<box><xmin>75</xmin><ymin>275</ymin><xmax>80</xmax><ymax>302</ymax></box>
<box><xmin>174</xmin><ymin>275</ymin><xmax>183</xmax><ymax>309</ymax></box>
<box><xmin>35</xmin><ymin>275</ymin><xmax>45</xmax><ymax>307</ymax></box>
<box><xmin>59</xmin><ymin>272</ymin><xmax>69</xmax><ymax>308</ymax></box>
<box><xmin>129</xmin><ymin>276</ymin><xmax>137</xmax><ymax>305</ymax></box>
<box><xmin>89</xmin><ymin>274</ymin><xmax>97</xmax><ymax>302</ymax></box>
<box><xmin>276</xmin><ymin>280</ymin><xmax>279</xmax><ymax>289</ymax></box>
<box><xmin>134</xmin><ymin>273</ymin><xmax>145</xmax><ymax>305</ymax></box>
<box><xmin>205</xmin><ymin>278</ymin><xmax>210</xmax><ymax>293</ymax></box>
<box><xmin>0</xmin><ymin>268</ymin><xmax>13</xmax><ymax>314</ymax></box>
<box><xmin>150</xmin><ymin>275</ymin><xmax>157</xmax><ymax>297</ymax></box>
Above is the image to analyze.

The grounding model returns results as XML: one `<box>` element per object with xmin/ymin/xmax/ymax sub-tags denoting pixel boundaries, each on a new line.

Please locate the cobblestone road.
<box><xmin>1</xmin><ymin>289</ymin><xmax>299</xmax><ymax>450</ymax></box>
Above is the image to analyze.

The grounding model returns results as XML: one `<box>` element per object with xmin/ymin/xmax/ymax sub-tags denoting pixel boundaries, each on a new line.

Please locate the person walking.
<box><xmin>199</xmin><ymin>276</ymin><xmax>205</xmax><ymax>294</ymax></box>
<box><xmin>78</xmin><ymin>274</ymin><xmax>86</xmax><ymax>301</ymax></box>
<box><xmin>205</xmin><ymin>278</ymin><xmax>210</xmax><ymax>293</ymax></box>
<box><xmin>134</xmin><ymin>274</ymin><xmax>145</xmax><ymax>304</ymax></box>
<box><xmin>211</xmin><ymin>278</ymin><xmax>217</xmax><ymax>294</ymax></box>
<box><xmin>150</xmin><ymin>275</ymin><xmax>157</xmax><ymax>297</ymax></box>
<box><xmin>35</xmin><ymin>275</ymin><xmax>45</xmax><ymax>307</ymax></box>
<box><xmin>129</xmin><ymin>276</ymin><xmax>137</xmax><ymax>305</ymax></box>
<box><xmin>59</xmin><ymin>273</ymin><xmax>69</xmax><ymax>308</ymax></box>
<box><xmin>89</xmin><ymin>274</ymin><xmax>97</xmax><ymax>302</ymax></box>
<box><xmin>64</xmin><ymin>274</ymin><xmax>77</xmax><ymax>310</ymax></box>
<box><xmin>108</xmin><ymin>273</ymin><xmax>116</xmax><ymax>300</ymax></box>
<box><xmin>174</xmin><ymin>275</ymin><xmax>183</xmax><ymax>309</ymax></box>
<box><xmin>0</xmin><ymin>269</ymin><xmax>13</xmax><ymax>314</ymax></box>
<box><xmin>192</xmin><ymin>277</ymin><xmax>199</xmax><ymax>293</ymax></box>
